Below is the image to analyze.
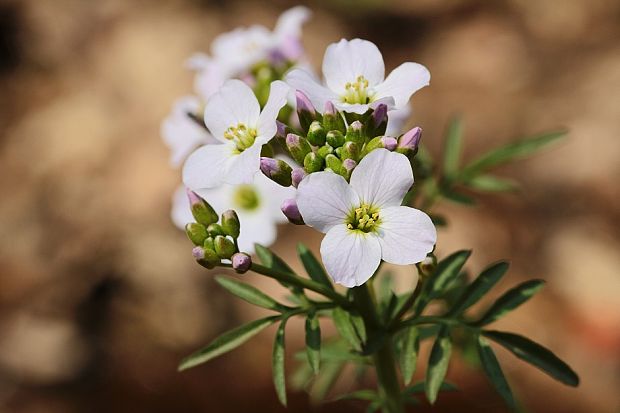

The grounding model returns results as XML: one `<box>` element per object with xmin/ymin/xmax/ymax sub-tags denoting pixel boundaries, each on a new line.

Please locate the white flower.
<box><xmin>296</xmin><ymin>149</ymin><xmax>436</xmax><ymax>287</ymax></box>
<box><xmin>182</xmin><ymin>79</ymin><xmax>289</xmax><ymax>190</ymax></box>
<box><xmin>171</xmin><ymin>174</ymin><xmax>294</xmax><ymax>254</ymax></box>
<box><xmin>386</xmin><ymin>105</ymin><xmax>412</xmax><ymax>137</ymax></box>
<box><xmin>161</xmin><ymin>96</ymin><xmax>214</xmax><ymax>167</ymax></box>
<box><xmin>286</xmin><ymin>38</ymin><xmax>430</xmax><ymax>115</ymax></box>
<box><xmin>186</xmin><ymin>54</ymin><xmax>229</xmax><ymax>101</ymax></box>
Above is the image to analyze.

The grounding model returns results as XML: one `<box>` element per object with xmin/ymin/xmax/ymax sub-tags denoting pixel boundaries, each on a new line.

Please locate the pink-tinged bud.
<box><xmin>232</xmin><ymin>252</ymin><xmax>252</xmax><ymax>274</ymax></box>
<box><xmin>397</xmin><ymin>127</ymin><xmax>422</xmax><ymax>155</ymax></box>
<box><xmin>323</xmin><ymin>100</ymin><xmax>345</xmax><ymax>132</ymax></box>
<box><xmin>296</xmin><ymin>90</ymin><xmax>317</xmax><ymax>131</ymax></box>
<box><xmin>342</xmin><ymin>158</ymin><xmax>357</xmax><ymax>172</ymax></box>
<box><xmin>372</xmin><ymin>104</ymin><xmax>388</xmax><ymax>126</ymax></box>
<box><xmin>192</xmin><ymin>246</ymin><xmax>205</xmax><ymax>260</ymax></box>
<box><xmin>275</xmin><ymin>120</ymin><xmax>288</xmax><ymax>139</ymax></box>
<box><xmin>381</xmin><ymin>136</ymin><xmax>398</xmax><ymax>151</ymax></box>
<box><xmin>291</xmin><ymin>167</ymin><xmax>307</xmax><ymax>188</ymax></box>
<box><xmin>281</xmin><ymin>198</ymin><xmax>304</xmax><ymax>225</ymax></box>
<box><xmin>324</xmin><ymin>100</ymin><xmax>337</xmax><ymax>116</ymax></box>
<box><xmin>186</xmin><ymin>189</ymin><xmax>218</xmax><ymax>225</ymax></box>
<box><xmin>260</xmin><ymin>157</ymin><xmax>293</xmax><ymax>186</ymax></box>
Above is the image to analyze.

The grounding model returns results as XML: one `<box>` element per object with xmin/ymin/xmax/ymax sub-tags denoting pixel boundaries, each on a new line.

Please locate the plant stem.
<box><xmin>352</xmin><ymin>285</ymin><xmax>403</xmax><ymax>413</ymax></box>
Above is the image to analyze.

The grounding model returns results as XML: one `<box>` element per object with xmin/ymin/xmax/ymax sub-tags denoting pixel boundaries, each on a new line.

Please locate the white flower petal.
<box><xmin>194</xmin><ymin>185</ymin><xmax>234</xmax><ymax>216</ymax></box>
<box><xmin>255</xmin><ymin>172</ymin><xmax>296</xmax><ymax>223</ymax></box>
<box><xmin>236</xmin><ymin>211</ymin><xmax>277</xmax><ymax>254</ymax></box>
<box><xmin>171</xmin><ymin>186</ymin><xmax>194</xmax><ymax>229</ymax></box>
<box><xmin>204</xmin><ymin>79</ymin><xmax>261</xmax><ymax>140</ymax></box>
<box><xmin>296</xmin><ymin>171</ymin><xmax>359</xmax><ymax>233</ymax></box>
<box><xmin>377</xmin><ymin>206</ymin><xmax>436</xmax><ymax>265</ymax></box>
<box><xmin>182</xmin><ymin>143</ymin><xmax>235</xmax><ymax>190</ymax></box>
<box><xmin>285</xmin><ymin>68</ymin><xmax>338</xmax><ymax>112</ymax></box>
<box><xmin>385</xmin><ymin>106</ymin><xmax>412</xmax><ymax>136</ymax></box>
<box><xmin>223</xmin><ymin>142</ymin><xmax>263</xmax><ymax>186</ymax></box>
<box><xmin>320</xmin><ymin>225</ymin><xmax>382</xmax><ymax>287</ymax></box>
<box><xmin>323</xmin><ymin>39</ymin><xmax>385</xmax><ymax>93</ymax></box>
<box><xmin>333</xmin><ymin>102</ymin><xmax>371</xmax><ymax>115</ymax></box>
<box><xmin>350</xmin><ymin>149</ymin><xmax>413</xmax><ymax>208</ymax></box>
<box><xmin>257</xmin><ymin>80</ymin><xmax>290</xmax><ymax>140</ymax></box>
<box><xmin>274</xmin><ymin>6</ymin><xmax>311</xmax><ymax>41</ymax></box>
<box><xmin>374</xmin><ymin>62</ymin><xmax>430</xmax><ymax>109</ymax></box>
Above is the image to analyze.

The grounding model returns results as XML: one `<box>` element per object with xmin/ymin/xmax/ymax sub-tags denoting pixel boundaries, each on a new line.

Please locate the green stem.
<box><xmin>352</xmin><ymin>285</ymin><xmax>403</xmax><ymax>413</ymax></box>
<box><xmin>217</xmin><ymin>262</ymin><xmax>351</xmax><ymax>308</ymax></box>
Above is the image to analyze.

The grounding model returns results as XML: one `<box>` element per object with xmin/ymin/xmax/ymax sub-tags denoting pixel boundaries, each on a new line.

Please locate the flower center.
<box><xmin>342</xmin><ymin>75</ymin><xmax>372</xmax><ymax>105</ymax></box>
<box><xmin>224</xmin><ymin>123</ymin><xmax>258</xmax><ymax>152</ymax></box>
<box><xmin>233</xmin><ymin>185</ymin><xmax>260</xmax><ymax>211</ymax></box>
<box><xmin>346</xmin><ymin>203</ymin><xmax>380</xmax><ymax>233</ymax></box>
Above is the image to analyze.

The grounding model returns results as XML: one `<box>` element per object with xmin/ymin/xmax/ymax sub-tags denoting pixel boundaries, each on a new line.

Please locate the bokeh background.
<box><xmin>0</xmin><ymin>0</ymin><xmax>619</xmax><ymax>412</ymax></box>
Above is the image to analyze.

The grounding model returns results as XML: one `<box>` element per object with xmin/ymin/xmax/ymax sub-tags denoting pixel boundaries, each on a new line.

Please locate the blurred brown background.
<box><xmin>0</xmin><ymin>0</ymin><xmax>619</xmax><ymax>412</ymax></box>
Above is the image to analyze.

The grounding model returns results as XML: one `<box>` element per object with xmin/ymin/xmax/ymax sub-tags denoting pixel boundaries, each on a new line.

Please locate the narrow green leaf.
<box><xmin>332</xmin><ymin>307</ymin><xmax>362</xmax><ymax>351</ymax></box>
<box><xmin>404</xmin><ymin>381</ymin><xmax>457</xmax><ymax>394</ymax></box>
<box><xmin>310</xmin><ymin>361</ymin><xmax>345</xmax><ymax>403</ymax></box>
<box><xmin>442</xmin><ymin>116</ymin><xmax>463</xmax><ymax>179</ymax></box>
<box><xmin>477</xmin><ymin>335</ymin><xmax>515</xmax><ymax>409</ymax></box>
<box><xmin>416</xmin><ymin>250</ymin><xmax>472</xmax><ymax>313</ymax></box>
<box><xmin>337</xmin><ymin>389</ymin><xmax>379</xmax><ymax>401</ymax></box>
<box><xmin>475</xmin><ymin>279</ymin><xmax>545</xmax><ymax>325</ymax></box>
<box><xmin>425</xmin><ymin>326</ymin><xmax>453</xmax><ymax>404</ymax></box>
<box><xmin>305</xmin><ymin>312</ymin><xmax>321</xmax><ymax>374</ymax></box>
<box><xmin>399</xmin><ymin>326</ymin><xmax>420</xmax><ymax>385</ymax></box>
<box><xmin>297</xmin><ymin>243</ymin><xmax>334</xmax><ymax>290</ymax></box>
<box><xmin>273</xmin><ymin>319</ymin><xmax>288</xmax><ymax>406</ymax></box>
<box><xmin>449</xmin><ymin>261</ymin><xmax>510</xmax><ymax>315</ymax></box>
<box><xmin>441</xmin><ymin>188</ymin><xmax>476</xmax><ymax>205</ymax></box>
<box><xmin>179</xmin><ymin>316</ymin><xmax>278</xmax><ymax>371</ymax></box>
<box><xmin>483</xmin><ymin>330</ymin><xmax>579</xmax><ymax>386</ymax></box>
<box><xmin>461</xmin><ymin>131</ymin><xmax>566</xmax><ymax>178</ymax></box>
<box><xmin>466</xmin><ymin>174</ymin><xmax>519</xmax><ymax>192</ymax></box>
<box><xmin>255</xmin><ymin>243</ymin><xmax>295</xmax><ymax>273</ymax></box>
<box><xmin>366</xmin><ymin>400</ymin><xmax>383</xmax><ymax>413</ymax></box>
<box><xmin>215</xmin><ymin>276</ymin><xmax>286</xmax><ymax>311</ymax></box>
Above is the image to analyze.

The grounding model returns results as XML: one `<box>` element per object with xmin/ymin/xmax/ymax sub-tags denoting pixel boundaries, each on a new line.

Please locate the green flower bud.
<box><xmin>187</xmin><ymin>190</ymin><xmax>218</xmax><ymax>226</ymax></box>
<box><xmin>303</xmin><ymin>152</ymin><xmax>324</xmax><ymax>173</ymax></box>
<box><xmin>323</xmin><ymin>101</ymin><xmax>345</xmax><ymax>132</ymax></box>
<box><xmin>334</xmin><ymin>147</ymin><xmax>342</xmax><ymax>158</ymax></box>
<box><xmin>307</xmin><ymin>121</ymin><xmax>326</xmax><ymax>146</ymax></box>
<box><xmin>214</xmin><ymin>235</ymin><xmax>236</xmax><ymax>259</ymax></box>
<box><xmin>296</xmin><ymin>90</ymin><xmax>320</xmax><ymax>132</ymax></box>
<box><xmin>340</xmin><ymin>141</ymin><xmax>361</xmax><ymax>162</ymax></box>
<box><xmin>345</xmin><ymin>120</ymin><xmax>364</xmax><ymax>145</ymax></box>
<box><xmin>203</xmin><ymin>236</ymin><xmax>215</xmax><ymax>252</ymax></box>
<box><xmin>361</xmin><ymin>136</ymin><xmax>385</xmax><ymax>157</ymax></box>
<box><xmin>325</xmin><ymin>154</ymin><xmax>342</xmax><ymax>173</ymax></box>
<box><xmin>185</xmin><ymin>223</ymin><xmax>208</xmax><ymax>246</ymax></box>
<box><xmin>286</xmin><ymin>133</ymin><xmax>312</xmax><ymax>165</ymax></box>
<box><xmin>317</xmin><ymin>144</ymin><xmax>333</xmax><ymax>159</ymax></box>
<box><xmin>221</xmin><ymin>210</ymin><xmax>240</xmax><ymax>239</ymax></box>
<box><xmin>326</xmin><ymin>130</ymin><xmax>345</xmax><ymax>148</ymax></box>
<box><xmin>260</xmin><ymin>157</ymin><xmax>293</xmax><ymax>187</ymax></box>
<box><xmin>207</xmin><ymin>223</ymin><xmax>225</xmax><ymax>237</ymax></box>
<box><xmin>194</xmin><ymin>246</ymin><xmax>220</xmax><ymax>269</ymax></box>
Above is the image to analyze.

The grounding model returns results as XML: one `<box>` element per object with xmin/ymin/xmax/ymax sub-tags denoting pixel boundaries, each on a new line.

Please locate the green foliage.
<box><xmin>305</xmin><ymin>311</ymin><xmax>321</xmax><ymax>374</ymax></box>
<box><xmin>415</xmin><ymin>250</ymin><xmax>471</xmax><ymax>313</ymax></box>
<box><xmin>178</xmin><ymin>316</ymin><xmax>279</xmax><ymax>371</ymax></box>
<box><xmin>273</xmin><ymin>319</ymin><xmax>288</xmax><ymax>406</ymax></box>
<box><xmin>448</xmin><ymin>261</ymin><xmax>510</xmax><ymax>315</ymax></box>
<box><xmin>425</xmin><ymin>326</ymin><xmax>453</xmax><ymax>404</ymax></box>
<box><xmin>398</xmin><ymin>327</ymin><xmax>419</xmax><ymax>385</ymax></box>
<box><xmin>477</xmin><ymin>335</ymin><xmax>515</xmax><ymax>409</ymax></box>
<box><xmin>215</xmin><ymin>276</ymin><xmax>288</xmax><ymax>312</ymax></box>
<box><xmin>297</xmin><ymin>243</ymin><xmax>334</xmax><ymax>290</ymax></box>
<box><xmin>474</xmin><ymin>280</ymin><xmax>545</xmax><ymax>325</ymax></box>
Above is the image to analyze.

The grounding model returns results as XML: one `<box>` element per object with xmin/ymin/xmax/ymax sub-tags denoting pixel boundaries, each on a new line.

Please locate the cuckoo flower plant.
<box><xmin>286</xmin><ymin>38</ymin><xmax>430</xmax><ymax>114</ymax></box>
<box><xmin>296</xmin><ymin>149</ymin><xmax>437</xmax><ymax>286</ymax></box>
<box><xmin>183</xmin><ymin>79</ymin><xmax>289</xmax><ymax>190</ymax></box>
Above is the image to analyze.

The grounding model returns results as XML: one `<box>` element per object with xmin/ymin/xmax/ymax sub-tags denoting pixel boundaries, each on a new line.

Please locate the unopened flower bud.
<box><xmin>341</xmin><ymin>141</ymin><xmax>361</xmax><ymax>161</ymax></box>
<box><xmin>260</xmin><ymin>157</ymin><xmax>293</xmax><ymax>187</ymax></box>
<box><xmin>341</xmin><ymin>158</ymin><xmax>357</xmax><ymax>179</ymax></box>
<box><xmin>345</xmin><ymin>121</ymin><xmax>364</xmax><ymax>145</ymax></box>
<box><xmin>397</xmin><ymin>127</ymin><xmax>422</xmax><ymax>156</ymax></box>
<box><xmin>221</xmin><ymin>210</ymin><xmax>240</xmax><ymax>239</ymax></box>
<box><xmin>291</xmin><ymin>167</ymin><xmax>306</xmax><ymax>188</ymax></box>
<box><xmin>214</xmin><ymin>235</ymin><xmax>236</xmax><ymax>259</ymax></box>
<box><xmin>361</xmin><ymin>135</ymin><xmax>393</xmax><ymax>157</ymax></box>
<box><xmin>232</xmin><ymin>252</ymin><xmax>252</xmax><ymax>274</ymax></box>
<box><xmin>416</xmin><ymin>253</ymin><xmax>437</xmax><ymax>278</ymax></box>
<box><xmin>203</xmin><ymin>236</ymin><xmax>215</xmax><ymax>252</ymax></box>
<box><xmin>187</xmin><ymin>189</ymin><xmax>218</xmax><ymax>226</ymax></box>
<box><xmin>296</xmin><ymin>90</ymin><xmax>319</xmax><ymax>131</ymax></box>
<box><xmin>325</xmin><ymin>154</ymin><xmax>342</xmax><ymax>173</ymax></box>
<box><xmin>194</xmin><ymin>246</ymin><xmax>220</xmax><ymax>269</ymax></box>
<box><xmin>185</xmin><ymin>222</ymin><xmax>208</xmax><ymax>246</ymax></box>
<box><xmin>286</xmin><ymin>133</ymin><xmax>312</xmax><ymax>164</ymax></box>
<box><xmin>368</xmin><ymin>103</ymin><xmax>388</xmax><ymax>136</ymax></box>
<box><xmin>303</xmin><ymin>152</ymin><xmax>324</xmax><ymax>173</ymax></box>
<box><xmin>281</xmin><ymin>198</ymin><xmax>304</xmax><ymax>225</ymax></box>
<box><xmin>326</xmin><ymin>130</ymin><xmax>345</xmax><ymax>148</ymax></box>
<box><xmin>275</xmin><ymin>120</ymin><xmax>289</xmax><ymax>140</ymax></box>
<box><xmin>381</xmin><ymin>136</ymin><xmax>398</xmax><ymax>151</ymax></box>
<box><xmin>207</xmin><ymin>223</ymin><xmax>225</xmax><ymax>237</ymax></box>
<box><xmin>317</xmin><ymin>144</ymin><xmax>333</xmax><ymax>159</ymax></box>
<box><xmin>307</xmin><ymin>121</ymin><xmax>326</xmax><ymax>146</ymax></box>
<box><xmin>323</xmin><ymin>101</ymin><xmax>345</xmax><ymax>132</ymax></box>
